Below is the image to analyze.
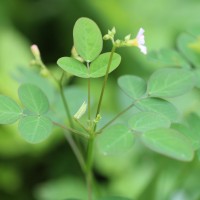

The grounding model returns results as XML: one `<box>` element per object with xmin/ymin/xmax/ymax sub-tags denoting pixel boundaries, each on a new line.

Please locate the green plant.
<box><xmin>0</xmin><ymin>17</ymin><xmax>199</xmax><ymax>200</ymax></box>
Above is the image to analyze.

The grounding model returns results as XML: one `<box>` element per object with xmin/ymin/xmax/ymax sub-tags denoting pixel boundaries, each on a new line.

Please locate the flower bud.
<box><xmin>31</xmin><ymin>44</ymin><xmax>40</xmax><ymax>59</ymax></box>
<box><xmin>111</xmin><ymin>27</ymin><xmax>116</xmax><ymax>35</ymax></box>
<box><xmin>124</xmin><ymin>34</ymin><xmax>131</xmax><ymax>41</ymax></box>
<box><xmin>40</xmin><ymin>68</ymin><xmax>49</xmax><ymax>77</ymax></box>
<box><xmin>103</xmin><ymin>34</ymin><xmax>110</xmax><ymax>40</ymax></box>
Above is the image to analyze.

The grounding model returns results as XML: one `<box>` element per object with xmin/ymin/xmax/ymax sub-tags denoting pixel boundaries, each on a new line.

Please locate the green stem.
<box><xmin>87</xmin><ymin>62</ymin><xmax>91</xmax><ymax>121</ymax></box>
<box><xmin>64</xmin><ymin>131</ymin><xmax>86</xmax><ymax>173</ymax></box>
<box><xmin>74</xmin><ymin>118</ymin><xmax>89</xmax><ymax>133</ymax></box>
<box><xmin>86</xmin><ymin>135</ymin><xmax>95</xmax><ymax>200</ymax></box>
<box><xmin>98</xmin><ymin>101</ymin><xmax>136</xmax><ymax>133</ymax></box>
<box><xmin>52</xmin><ymin>121</ymin><xmax>88</xmax><ymax>139</ymax></box>
<box><xmin>95</xmin><ymin>45</ymin><xmax>116</xmax><ymax>118</ymax></box>
<box><xmin>59</xmin><ymin>72</ymin><xmax>74</xmax><ymax>128</ymax></box>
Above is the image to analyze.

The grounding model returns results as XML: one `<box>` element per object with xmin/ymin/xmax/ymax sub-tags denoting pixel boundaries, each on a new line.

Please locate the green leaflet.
<box><xmin>89</xmin><ymin>52</ymin><xmax>121</xmax><ymax>78</ymax></box>
<box><xmin>18</xmin><ymin>84</ymin><xmax>49</xmax><ymax>115</ymax></box>
<box><xmin>73</xmin><ymin>17</ymin><xmax>103</xmax><ymax>62</ymax></box>
<box><xmin>57</xmin><ymin>53</ymin><xmax>121</xmax><ymax>78</ymax></box>
<box><xmin>117</xmin><ymin>75</ymin><xmax>147</xmax><ymax>99</ymax></box>
<box><xmin>57</xmin><ymin>57</ymin><xmax>87</xmax><ymax>78</ymax></box>
<box><xmin>147</xmin><ymin>48</ymin><xmax>190</xmax><ymax>69</ymax></box>
<box><xmin>129</xmin><ymin>112</ymin><xmax>170</xmax><ymax>133</ymax></box>
<box><xmin>177</xmin><ymin>33</ymin><xmax>200</xmax><ymax>68</ymax></box>
<box><xmin>97</xmin><ymin>124</ymin><xmax>134</xmax><ymax>155</ymax></box>
<box><xmin>141</xmin><ymin>128</ymin><xmax>194</xmax><ymax>161</ymax></box>
<box><xmin>18</xmin><ymin>116</ymin><xmax>53</xmax><ymax>143</ymax></box>
<box><xmin>136</xmin><ymin>97</ymin><xmax>179</xmax><ymax>122</ymax></box>
<box><xmin>0</xmin><ymin>95</ymin><xmax>22</xmax><ymax>124</ymax></box>
<box><xmin>147</xmin><ymin>68</ymin><xmax>195</xmax><ymax>98</ymax></box>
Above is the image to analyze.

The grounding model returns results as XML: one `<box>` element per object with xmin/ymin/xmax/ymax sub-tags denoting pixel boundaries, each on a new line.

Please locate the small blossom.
<box><xmin>127</xmin><ymin>28</ymin><xmax>147</xmax><ymax>54</ymax></box>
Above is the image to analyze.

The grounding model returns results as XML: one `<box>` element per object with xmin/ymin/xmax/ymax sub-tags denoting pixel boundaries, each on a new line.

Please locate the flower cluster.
<box><xmin>103</xmin><ymin>27</ymin><xmax>147</xmax><ymax>55</ymax></box>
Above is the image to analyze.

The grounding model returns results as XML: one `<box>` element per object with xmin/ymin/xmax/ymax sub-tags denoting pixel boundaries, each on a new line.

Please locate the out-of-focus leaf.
<box><xmin>97</xmin><ymin>124</ymin><xmax>134</xmax><ymax>155</ymax></box>
<box><xmin>0</xmin><ymin>95</ymin><xmax>22</xmax><ymax>124</ymax></box>
<box><xmin>174</xmin><ymin>113</ymin><xmax>200</xmax><ymax>150</ymax></box>
<box><xmin>73</xmin><ymin>17</ymin><xmax>102</xmax><ymax>62</ymax></box>
<box><xmin>18</xmin><ymin>116</ymin><xmax>52</xmax><ymax>143</ymax></box>
<box><xmin>99</xmin><ymin>197</ymin><xmax>132</xmax><ymax>200</ymax></box>
<box><xmin>171</xmin><ymin>123</ymin><xmax>199</xmax><ymax>150</ymax></box>
<box><xmin>18</xmin><ymin>84</ymin><xmax>49</xmax><ymax>115</ymax></box>
<box><xmin>0</xmin><ymin>27</ymin><xmax>31</xmax><ymax>98</ymax></box>
<box><xmin>193</xmin><ymin>69</ymin><xmax>200</xmax><ymax>88</ymax></box>
<box><xmin>136</xmin><ymin>98</ymin><xmax>179</xmax><ymax>122</ymax></box>
<box><xmin>129</xmin><ymin>112</ymin><xmax>170</xmax><ymax>133</ymax></box>
<box><xmin>147</xmin><ymin>68</ymin><xmax>195</xmax><ymax>98</ymax></box>
<box><xmin>147</xmin><ymin>48</ymin><xmax>190</xmax><ymax>69</ymax></box>
<box><xmin>141</xmin><ymin>128</ymin><xmax>194</xmax><ymax>161</ymax></box>
<box><xmin>117</xmin><ymin>75</ymin><xmax>147</xmax><ymax>99</ymax></box>
<box><xmin>177</xmin><ymin>33</ymin><xmax>200</xmax><ymax>68</ymax></box>
<box><xmin>34</xmin><ymin>177</ymin><xmax>88</xmax><ymax>200</ymax></box>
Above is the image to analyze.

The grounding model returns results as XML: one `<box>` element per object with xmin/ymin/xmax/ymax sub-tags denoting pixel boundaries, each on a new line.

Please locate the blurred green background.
<box><xmin>1</xmin><ymin>0</ymin><xmax>200</xmax><ymax>200</ymax></box>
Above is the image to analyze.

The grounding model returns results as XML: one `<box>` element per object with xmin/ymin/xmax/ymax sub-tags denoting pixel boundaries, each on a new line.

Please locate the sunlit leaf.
<box><xmin>129</xmin><ymin>112</ymin><xmax>170</xmax><ymax>133</ymax></box>
<box><xmin>141</xmin><ymin>128</ymin><xmax>194</xmax><ymax>161</ymax></box>
<box><xmin>147</xmin><ymin>68</ymin><xmax>195</xmax><ymax>98</ymax></box>
<box><xmin>18</xmin><ymin>116</ymin><xmax>53</xmax><ymax>143</ymax></box>
<box><xmin>18</xmin><ymin>84</ymin><xmax>49</xmax><ymax>115</ymax></box>
<box><xmin>97</xmin><ymin>124</ymin><xmax>134</xmax><ymax>155</ymax></box>
<box><xmin>177</xmin><ymin>33</ymin><xmax>200</xmax><ymax>68</ymax></box>
<box><xmin>0</xmin><ymin>95</ymin><xmax>22</xmax><ymax>124</ymax></box>
<box><xmin>89</xmin><ymin>52</ymin><xmax>121</xmax><ymax>78</ymax></box>
<box><xmin>147</xmin><ymin>48</ymin><xmax>190</xmax><ymax>69</ymax></box>
<box><xmin>57</xmin><ymin>57</ymin><xmax>88</xmax><ymax>78</ymax></box>
<box><xmin>57</xmin><ymin>53</ymin><xmax>121</xmax><ymax>78</ymax></box>
<box><xmin>136</xmin><ymin>98</ymin><xmax>179</xmax><ymax>122</ymax></box>
<box><xmin>118</xmin><ymin>75</ymin><xmax>147</xmax><ymax>99</ymax></box>
<box><xmin>73</xmin><ymin>17</ymin><xmax>102</xmax><ymax>62</ymax></box>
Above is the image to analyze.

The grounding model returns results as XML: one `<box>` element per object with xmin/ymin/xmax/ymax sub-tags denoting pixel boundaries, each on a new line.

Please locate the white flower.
<box><xmin>136</xmin><ymin>28</ymin><xmax>147</xmax><ymax>54</ymax></box>
<box><xmin>126</xmin><ymin>28</ymin><xmax>147</xmax><ymax>55</ymax></box>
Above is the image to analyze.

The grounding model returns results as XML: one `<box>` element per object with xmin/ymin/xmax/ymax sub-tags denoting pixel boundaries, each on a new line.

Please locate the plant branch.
<box><xmin>95</xmin><ymin>45</ymin><xmax>116</xmax><ymax>119</ymax></box>
<box><xmin>59</xmin><ymin>72</ymin><xmax>74</xmax><ymax>128</ymax></box>
<box><xmin>53</xmin><ymin>121</ymin><xmax>88</xmax><ymax>139</ymax></box>
<box><xmin>86</xmin><ymin>135</ymin><xmax>95</xmax><ymax>200</ymax></box>
<box><xmin>87</xmin><ymin>62</ymin><xmax>91</xmax><ymax>121</ymax></box>
<box><xmin>98</xmin><ymin>101</ymin><xmax>136</xmax><ymax>133</ymax></box>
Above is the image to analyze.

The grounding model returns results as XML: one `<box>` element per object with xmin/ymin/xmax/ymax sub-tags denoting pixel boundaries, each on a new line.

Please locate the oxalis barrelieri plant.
<box><xmin>0</xmin><ymin>17</ymin><xmax>199</xmax><ymax>200</ymax></box>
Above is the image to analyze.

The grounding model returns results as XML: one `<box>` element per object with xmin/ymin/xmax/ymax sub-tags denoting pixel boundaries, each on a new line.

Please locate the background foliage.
<box><xmin>1</xmin><ymin>0</ymin><xmax>200</xmax><ymax>199</ymax></box>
